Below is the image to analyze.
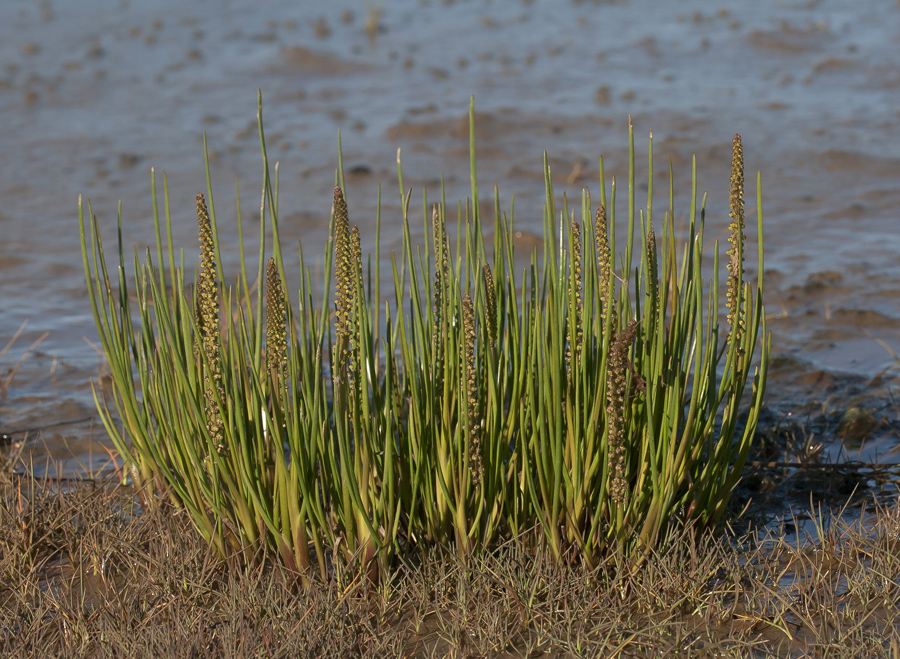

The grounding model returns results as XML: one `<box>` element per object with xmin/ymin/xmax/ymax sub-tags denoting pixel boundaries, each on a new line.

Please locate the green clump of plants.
<box><xmin>79</xmin><ymin>95</ymin><xmax>769</xmax><ymax>585</ymax></box>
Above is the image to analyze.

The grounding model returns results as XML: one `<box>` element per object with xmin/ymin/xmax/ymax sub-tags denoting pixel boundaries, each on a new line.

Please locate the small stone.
<box><xmin>837</xmin><ymin>407</ymin><xmax>879</xmax><ymax>445</ymax></box>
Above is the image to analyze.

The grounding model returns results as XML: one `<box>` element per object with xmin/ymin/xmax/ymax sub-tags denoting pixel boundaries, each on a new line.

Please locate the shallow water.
<box><xmin>2</xmin><ymin>0</ymin><xmax>900</xmax><ymax>482</ymax></box>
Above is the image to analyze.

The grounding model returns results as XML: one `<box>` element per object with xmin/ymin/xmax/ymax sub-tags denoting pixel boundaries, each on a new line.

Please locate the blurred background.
<box><xmin>2</xmin><ymin>0</ymin><xmax>900</xmax><ymax>479</ymax></box>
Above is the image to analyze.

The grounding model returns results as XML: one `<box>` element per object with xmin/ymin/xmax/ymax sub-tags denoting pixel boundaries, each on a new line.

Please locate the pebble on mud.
<box><xmin>118</xmin><ymin>153</ymin><xmax>141</xmax><ymax>168</ymax></box>
<box><xmin>314</xmin><ymin>17</ymin><xmax>330</xmax><ymax>39</ymax></box>
<box><xmin>594</xmin><ymin>85</ymin><xmax>611</xmax><ymax>105</ymax></box>
<box><xmin>837</xmin><ymin>407</ymin><xmax>880</xmax><ymax>445</ymax></box>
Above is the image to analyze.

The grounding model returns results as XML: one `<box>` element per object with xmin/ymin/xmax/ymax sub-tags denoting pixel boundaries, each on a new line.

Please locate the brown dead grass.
<box><xmin>1</xmin><ymin>467</ymin><xmax>899</xmax><ymax>658</ymax></box>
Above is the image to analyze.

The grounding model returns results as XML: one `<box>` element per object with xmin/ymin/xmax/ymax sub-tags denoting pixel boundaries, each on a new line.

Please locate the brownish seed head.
<box><xmin>461</xmin><ymin>294</ymin><xmax>482</xmax><ymax>486</ymax></box>
<box><xmin>595</xmin><ymin>205</ymin><xmax>611</xmax><ymax>322</ymax></box>
<box><xmin>726</xmin><ymin>134</ymin><xmax>745</xmax><ymax>346</ymax></box>
<box><xmin>265</xmin><ymin>257</ymin><xmax>287</xmax><ymax>376</ymax></box>
<box><xmin>431</xmin><ymin>205</ymin><xmax>449</xmax><ymax>400</ymax></box>
<box><xmin>333</xmin><ymin>186</ymin><xmax>353</xmax><ymax>343</ymax></box>
<box><xmin>567</xmin><ymin>220</ymin><xmax>583</xmax><ymax>378</ymax></box>
<box><xmin>606</xmin><ymin>319</ymin><xmax>638</xmax><ymax>504</ymax></box>
<box><xmin>196</xmin><ymin>192</ymin><xmax>224</xmax><ymax>450</ymax></box>
<box><xmin>482</xmin><ymin>263</ymin><xmax>496</xmax><ymax>349</ymax></box>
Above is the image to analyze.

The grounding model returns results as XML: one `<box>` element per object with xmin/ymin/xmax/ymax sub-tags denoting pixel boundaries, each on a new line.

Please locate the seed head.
<box><xmin>726</xmin><ymin>134</ymin><xmax>745</xmax><ymax>347</ymax></box>
<box><xmin>606</xmin><ymin>320</ymin><xmax>638</xmax><ymax>504</ymax></box>
<box><xmin>461</xmin><ymin>294</ymin><xmax>482</xmax><ymax>486</ymax></box>
<box><xmin>333</xmin><ymin>186</ymin><xmax>353</xmax><ymax>345</ymax></box>
<box><xmin>332</xmin><ymin>186</ymin><xmax>362</xmax><ymax>407</ymax></box>
<box><xmin>431</xmin><ymin>205</ymin><xmax>450</xmax><ymax>401</ymax></box>
<box><xmin>567</xmin><ymin>220</ymin><xmax>583</xmax><ymax>379</ymax></box>
<box><xmin>482</xmin><ymin>263</ymin><xmax>496</xmax><ymax>349</ymax></box>
<box><xmin>196</xmin><ymin>192</ymin><xmax>224</xmax><ymax>450</ymax></box>
<box><xmin>265</xmin><ymin>257</ymin><xmax>287</xmax><ymax>377</ymax></box>
<box><xmin>646</xmin><ymin>227</ymin><xmax>658</xmax><ymax>322</ymax></box>
<box><xmin>595</xmin><ymin>205</ymin><xmax>612</xmax><ymax>323</ymax></box>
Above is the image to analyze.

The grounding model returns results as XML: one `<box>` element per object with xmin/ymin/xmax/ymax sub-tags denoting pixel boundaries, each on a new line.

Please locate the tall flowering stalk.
<box><xmin>330</xmin><ymin>185</ymin><xmax>384</xmax><ymax>581</ymax></box>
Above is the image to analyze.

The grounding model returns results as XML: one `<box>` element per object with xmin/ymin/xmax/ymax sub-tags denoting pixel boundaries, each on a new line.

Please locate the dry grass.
<box><xmin>1</xmin><ymin>467</ymin><xmax>898</xmax><ymax>658</ymax></box>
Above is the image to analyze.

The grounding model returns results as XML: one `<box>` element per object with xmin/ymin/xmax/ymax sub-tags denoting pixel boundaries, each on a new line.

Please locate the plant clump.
<box><xmin>79</xmin><ymin>95</ymin><xmax>769</xmax><ymax>584</ymax></box>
